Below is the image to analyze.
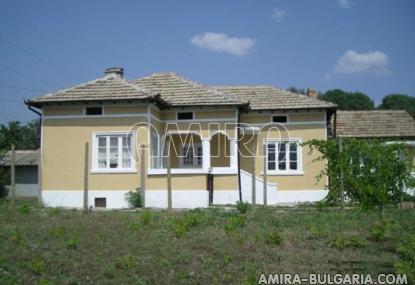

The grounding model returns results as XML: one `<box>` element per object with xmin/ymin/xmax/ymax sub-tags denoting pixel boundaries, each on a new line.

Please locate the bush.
<box><xmin>264</xmin><ymin>230</ymin><xmax>282</xmax><ymax>245</ymax></box>
<box><xmin>0</xmin><ymin>182</ymin><xmax>8</xmax><ymax>198</ymax></box>
<box><xmin>126</xmin><ymin>188</ymin><xmax>142</xmax><ymax>208</ymax></box>
<box><xmin>236</xmin><ymin>201</ymin><xmax>249</xmax><ymax>214</ymax></box>
<box><xmin>169</xmin><ymin>211</ymin><xmax>204</xmax><ymax>237</ymax></box>
<box><xmin>370</xmin><ymin>219</ymin><xmax>394</xmax><ymax>242</ymax></box>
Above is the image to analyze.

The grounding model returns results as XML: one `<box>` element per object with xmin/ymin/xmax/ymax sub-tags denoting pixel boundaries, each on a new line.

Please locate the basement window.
<box><xmin>94</xmin><ymin>198</ymin><xmax>107</xmax><ymax>208</ymax></box>
<box><xmin>177</xmin><ymin>112</ymin><xmax>194</xmax><ymax>120</ymax></box>
<box><xmin>85</xmin><ymin>107</ymin><xmax>103</xmax><ymax>116</ymax></box>
<box><xmin>272</xmin><ymin>115</ymin><xmax>288</xmax><ymax>123</ymax></box>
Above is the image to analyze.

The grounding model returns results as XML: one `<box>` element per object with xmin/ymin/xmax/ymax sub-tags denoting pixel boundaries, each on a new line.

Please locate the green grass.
<box><xmin>0</xmin><ymin>198</ymin><xmax>414</xmax><ymax>284</ymax></box>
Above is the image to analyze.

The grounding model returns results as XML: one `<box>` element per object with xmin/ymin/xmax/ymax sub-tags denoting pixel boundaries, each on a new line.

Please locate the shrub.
<box><xmin>65</xmin><ymin>236</ymin><xmax>79</xmax><ymax>249</ymax></box>
<box><xmin>264</xmin><ymin>230</ymin><xmax>282</xmax><ymax>245</ymax></box>
<box><xmin>394</xmin><ymin>237</ymin><xmax>415</xmax><ymax>283</ymax></box>
<box><xmin>19</xmin><ymin>203</ymin><xmax>31</xmax><ymax>215</ymax></box>
<box><xmin>169</xmin><ymin>211</ymin><xmax>204</xmax><ymax>237</ymax></box>
<box><xmin>370</xmin><ymin>219</ymin><xmax>394</xmax><ymax>242</ymax></box>
<box><xmin>141</xmin><ymin>211</ymin><xmax>153</xmax><ymax>226</ymax></box>
<box><xmin>236</xmin><ymin>201</ymin><xmax>249</xmax><ymax>214</ymax></box>
<box><xmin>224</xmin><ymin>215</ymin><xmax>246</xmax><ymax>234</ymax></box>
<box><xmin>30</xmin><ymin>259</ymin><xmax>45</xmax><ymax>275</ymax></box>
<box><xmin>330</xmin><ymin>234</ymin><xmax>366</xmax><ymax>249</ymax></box>
<box><xmin>125</xmin><ymin>188</ymin><xmax>142</xmax><ymax>208</ymax></box>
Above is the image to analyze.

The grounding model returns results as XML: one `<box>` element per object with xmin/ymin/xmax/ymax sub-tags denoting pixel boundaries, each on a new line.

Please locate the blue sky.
<box><xmin>0</xmin><ymin>0</ymin><xmax>414</xmax><ymax>124</ymax></box>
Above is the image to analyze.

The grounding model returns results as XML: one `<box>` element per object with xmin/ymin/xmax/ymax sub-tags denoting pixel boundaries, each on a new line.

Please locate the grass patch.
<box><xmin>0</xmin><ymin>200</ymin><xmax>414</xmax><ymax>284</ymax></box>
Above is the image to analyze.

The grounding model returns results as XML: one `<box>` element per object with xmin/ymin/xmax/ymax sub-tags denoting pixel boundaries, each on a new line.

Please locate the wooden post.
<box><xmin>263</xmin><ymin>143</ymin><xmax>267</xmax><ymax>207</ymax></box>
<box><xmin>10</xmin><ymin>144</ymin><xmax>16</xmax><ymax>209</ymax></box>
<box><xmin>339</xmin><ymin>137</ymin><xmax>345</xmax><ymax>210</ymax></box>
<box><xmin>167</xmin><ymin>136</ymin><xmax>172</xmax><ymax>211</ymax></box>
<box><xmin>251</xmin><ymin>162</ymin><xmax>256</xmax><ymax>209</ymax></box>
<box><xmin>140</xmin><ymin>146</ymin><xmax>146</xmax><ymax>208</ymax></box>
<box><xmin>37</xmin><ymin>150</ymin><xmax>42</xmax><ymax>207</ymax></box>
<box><xmin>83</xmin><ymin>142</ymin><xmax>89</xmax><ymax>212</ymax></box>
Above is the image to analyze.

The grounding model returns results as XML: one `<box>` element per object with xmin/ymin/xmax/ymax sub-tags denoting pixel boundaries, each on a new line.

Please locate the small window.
<box><xmin>266</xmin><ymin>141</ymin><xmax>301</xmax><ymax>173</ymax></box>
<box><xmin>86</xmin><ymin>107</ymin><xmax>103</xmax><ymax>116</ymax></box>
<box><xmin>95</xmin><ymin>198</ymin><xmax>107</xmax><ymax>208</ymax></box>
<box><xmin>177</xmin><ymin>112</ymin><xmax>193</xmax><ymax>120</ymax></box>
<box><xmin>272</xmin><ymin>115</ymin><xmax>288</xmax><ymax>123</ymax></box>
<box><xmin>94</xmin><ymin>133</ymin><xmax>133</xmax><ymax>170</ymax></box>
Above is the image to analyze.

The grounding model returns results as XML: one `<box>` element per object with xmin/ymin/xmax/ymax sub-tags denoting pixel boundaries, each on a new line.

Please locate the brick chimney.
<box><xmin>104</xmin><ymin>67</ymin><xmax>124</xmax><ymax>78</ymax></box>
<box><xmin>307</xmin><ymin>88</ymin><xmax>317</xmax><ymax>99</ymax></box>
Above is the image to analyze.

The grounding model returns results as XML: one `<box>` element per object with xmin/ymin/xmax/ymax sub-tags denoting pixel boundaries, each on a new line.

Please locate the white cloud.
<box><xmin>338</xmin><ymin>0</ymin><xmax>353</xmax><ymax>9</ymax></box>
<box><xmin>272</xmin><ymin>8</ymin><xmax>287</xmax><ymax>22</ymax></box>
<box><xmin>190</xmin><ymin>33</ymin><xmax>256</xmax><ymax>56</ymax></box>
<box><xmin>333</xmin><ymin>50</ymin><xmax>389</xmax><ymax>75</ymax></box>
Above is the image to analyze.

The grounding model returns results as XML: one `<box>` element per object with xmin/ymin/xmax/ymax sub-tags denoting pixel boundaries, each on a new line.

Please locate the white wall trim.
<box><xmin>43</xmin><ymin>113</ymin><xmax>148</xmax><ymax>120</ymax></box>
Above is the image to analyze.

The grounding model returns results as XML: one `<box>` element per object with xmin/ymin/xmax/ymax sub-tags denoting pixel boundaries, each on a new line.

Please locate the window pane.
<box><xmin>197</xmin><ymin>146</ymin><xmax>203</xmax><ymax>166</ymax></box>
<box><xmin>289</xmin><ymin>152</ymin><xmax>297</xmax><ymax>161</ymax></box>
<box><xmin>267</xmin><ymin>144</ymin><xmax>275</xmax><ymax>152</ymax></box>
<box><xmin>122</xmin><ymin>158</ymin><xmax>131</xmax><ymax>168</ymax></box>
<box><xmin>268</xmin><ymin>161</ymin><xmax>276</xmax><ymax>170</ymax></box>
<box><xmin>290</xmin><ymin>143</ymin><xmax>297</xmax><ymax>152</ymax></box>
<box><xmin>268</xmin><ymin>152</ymin><xmax>275</xmax><ymax>161</ymax></box>
<box><xmin>278</xmin><ymin>143</ymin><xmax>286</xmax><ymax>170</ymax></box>
<box><xmin>98</xmin><ymin>137</ymin><xmax>106</xmax><ymax>147</ymax></box>
<box><xmin>98</xmin><ymin>158</ymin><xmax>107</xmax><ymax>168</ymax></box>
<box><xmin>290</xmin><ymin>161</ymin><xmax>297</xmax><ymax>170</ymax></box>
<box><xmin>98</xmin><ymin>147</ymin><xmax>106</xmax><ymax>158</ymax></box>
<box><xmin>110</xmin><ymin>137</ymin><xmax>118</xmax><ymax>147</ymax></box>
<box><xmin>109</xmin><ymin>158</ymin><xmax>118</xmax><ymax>168</ymax></box>
<box><xmin>122</xmin><ymin>136</ymin><xmax>130</xmax><ymax>147</ymax></box>
<box><xmin>122</xmin><ymin>147</ymin><xmax>130</xmax><ymax>158</ymax></box>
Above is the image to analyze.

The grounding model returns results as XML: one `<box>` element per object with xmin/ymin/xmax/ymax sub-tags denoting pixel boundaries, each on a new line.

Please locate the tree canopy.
<box><xmin>0</xmin><ymin>120</ymin><xmax>40</xmax><ymax>151</ymax></box>
<box><xmin>378</xmin><ymin>94</ymin><xmax>415</xmax><ymax>118</ymax></box>
<box><xmin>318</xmin><ymin>89</ymin><xmax>375</xmax><ymax>110</ymax></box>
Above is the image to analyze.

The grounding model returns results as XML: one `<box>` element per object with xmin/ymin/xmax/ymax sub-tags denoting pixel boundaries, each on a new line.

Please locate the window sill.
<box><xmin>90</xmin><ymin>169</ymin><xmax>137</xmax><ymax>174</ymax></box>
<box><xmin>261</xmin><ymin>171</ymin><xmax>304</xmax><ymax>176</ymax></box>
<box><xmin>148</xmin><ymin>168</ymin><xmax>208</xmax><ymax>175</ymax></box>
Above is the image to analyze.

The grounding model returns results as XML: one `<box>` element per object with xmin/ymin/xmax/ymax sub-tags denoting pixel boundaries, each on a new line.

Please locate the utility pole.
<box><xmin>83</xmin><ymin>142</ymin><xmax>89</xmax><ymax>212</ymax></box>
<box><xmin>263</xmin><ymin>143</ymin><xmax>267</xmax><ymax>207</ymax></box>
<box><xmin>10</xmin><ymin>144</ymin><xmax>16</xmax><ymax>209</ymax></box>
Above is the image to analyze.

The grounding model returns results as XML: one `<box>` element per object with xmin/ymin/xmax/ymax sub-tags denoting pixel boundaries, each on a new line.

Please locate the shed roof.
<box><xmin>336</xmin><ymin>110</ymin><xmax>415</xmax><ymax>139</ymax></box>
<box><xmin>0</xmin><ymin>150</ymin><xmax>39</xmax><ymax>166</ymax></box>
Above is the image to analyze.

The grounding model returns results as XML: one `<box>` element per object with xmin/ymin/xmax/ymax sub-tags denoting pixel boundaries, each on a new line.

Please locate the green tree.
<box><xmin>287</xmin><ymin>86</ymin><xmax>307</xmax><ymax>95</ymax></box>
<box><xmin>304</xmin><ymin>139</ymin><xmax>415</xmax><ymax>213</ymax></box>
<box><xmin>0</xmin><ymin>120</ymin><xmax>40</xmax><ymax>150</ymax></box>
<box><xmin>378</xmin><ymin>94</ymin><xmax>415</xmax><ymax>118</ymax></box>
<box><xmin>319</xmin><ymin>89</ymin><xmax>375</xmax><ymax>110</ymax></box>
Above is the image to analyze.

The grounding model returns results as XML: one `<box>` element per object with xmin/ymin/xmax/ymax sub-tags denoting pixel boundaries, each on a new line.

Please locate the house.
<box><xmin>0</xmin><ymin>150</ymin><xmax>39</xmax><ymax>198</ymax></box>
<box><xmin>26</xmin><ymin>67</ymin><xmax>336</xmax><ymax>209</ymax></box>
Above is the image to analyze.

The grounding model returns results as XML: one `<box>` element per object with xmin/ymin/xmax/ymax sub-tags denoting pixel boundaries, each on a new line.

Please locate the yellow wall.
<box><xmin>41</xmin><ymin>104</ymin><xmax>328</xmax><ymax>193</ymax></box>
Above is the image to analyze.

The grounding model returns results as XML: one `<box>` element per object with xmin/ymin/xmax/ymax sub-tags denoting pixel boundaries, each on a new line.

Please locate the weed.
<box><xmin>115</xmin><ymin>255</ymin><xmax>137</xmax><ymax>270</ymax></box>
<box><xmin>236</xmin><ymin>201</ymin><xmax>249</xmax><ymax>214</ymax></box>
<box><xmin>330</xmin><ymin>234</ymin><xmax>367</xmax><ymax>249</ymax></box>
<box><xmin>47</xmin><ymin>208</ymin><xmax>61</xmax><ymax>216</ymax></box>
<box><xmin>370</xmin><ymin>219</ymin><xmax>394</xmax><ymax>241</ymax></box>
<box><xmin>103</xmin><ymin>266</ymin><xmax>116</xmax><ymax>279</ymax></box>
<box><xmin>49</xmin><ymin>226</ymin><xmax>65</xmax><ymax>239</ymax></box>
<box><xmin>224</xmin><ymin>215</ymin><xmax>246</xmax><ymax>234</ymax></box>
<box><xmin>169</xmin><ymin>211</ymin><xmax>203</xmax><ymax>237</ymax></box>
<box><xmin>264</xmin><ymin>230</ymin><xmax>282</xmax><ymax>245</ymax></box>
<box><xmin>141</xmin><ymin>210</ymin><xmax>153</xmax><ymax>226</ymax></box>
<box><xmin>65</xmin><ymin>236</ymin><xmax>79</xmax><ymax>249</ymax></box>
<box><xmin>19</xmin><ymin>204</ymin><xmax>31</xmax><ymax>215</ymax></box>
<box><xmin>394</xmin><ymin>237</ymin><xmax>415</xmax><ymax>283</ymax></box>
<box><xmin>30</xmin><ymin>259</ymin><xmax>45</xmax><ymax>275</ymax></box>
<box><xmin>223</xmin><ymin>255</ymin><xmax>233</xmax><ymax>265</ymax></box>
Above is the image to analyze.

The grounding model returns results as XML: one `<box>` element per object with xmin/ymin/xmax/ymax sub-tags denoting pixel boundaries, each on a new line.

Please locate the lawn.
<box><xmin>0</xmin><ymin>199</ymin><xmax>414</xmax><ymax>285</ymax></box>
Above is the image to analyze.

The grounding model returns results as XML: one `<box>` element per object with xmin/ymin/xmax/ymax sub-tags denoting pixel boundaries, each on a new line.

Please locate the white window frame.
<box><xmin>264</xmin><ymin>139</ymin><xmax>303</xmax><ymax>175</ymax></box>
<box><xmin>179</xmin><ymin>143</ymin><xmax>203</xmax><ymax>168</ymax></box>
<box><xmin>91</xmin><ymin>131</ymin><xmax>136</xmax><ymax>173</ymax></box>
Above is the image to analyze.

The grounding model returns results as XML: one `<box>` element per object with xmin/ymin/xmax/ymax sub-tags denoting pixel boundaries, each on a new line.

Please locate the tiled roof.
<box><xmin>27</xmin><ymin>75</ymin><xmax>160</xmax><ymax>106</ymax></box>
<box><xmin>215</xmin><ymin>86</ymin><xmax>336</xmax><ymax>110</ymax></box>
<box><xmin>130</xmin><ymin>72</ymin><xmax>246</xmax><ymax>106</ymax></box>
<box><xmin>0</xmin><ymin>150</ymin><xmax>39</xmax><ymax>166</ymax></box>
<box><xmin>27</xmin><ymin>70</ymin><xmax>336</xmax><ymax>110</ymax></box>
<box><xmin>336</xmin><ymin>110</ymin><xmax>415</xmax><ymax>138</ymax></box>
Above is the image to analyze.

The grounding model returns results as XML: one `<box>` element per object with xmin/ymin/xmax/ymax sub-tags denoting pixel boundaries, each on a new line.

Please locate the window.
<box><xmin>150</xmin><ymin>131</ymin><xmax>161</xmax><ymax>169</ymax></box>
<box><xmin>266</xmin><ymin>141</ymin><xmax>301</xmax><ymax>173</ymax></box>
<box><xmin>272</xmin><ymin>115</ymin><xmax>288</xmax><ymax>123</ymax></box>
<box><xmin>180</xmin><ymin>143</ymin><xmax>202</xmax><ymax>168</ymax></box>
<box><xmin>94</xmin><ymin>133</ymin><xmax>134</xmax><ymax>171</ymax></box>
<box><xmin>86</xmin><ymin>107</ymin><xmax>103</xmax><ymax>115</ymax></box>
<box><xmin>177</xmin><ymin>112</ymin><xmax>193</xmax><ymax>120</ymax></box>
